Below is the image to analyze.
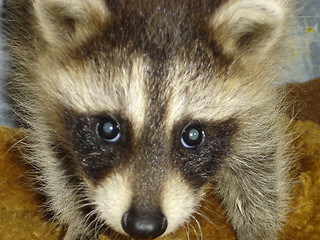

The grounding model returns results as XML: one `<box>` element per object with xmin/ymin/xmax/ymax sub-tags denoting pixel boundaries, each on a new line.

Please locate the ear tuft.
<box><xmin>34</xmin><ymin>0</ymin><xmax>110</xmax><ymax>47</ymax></box>
<box><xmin>210</xmin><ymin>0</ymin><xmax>290</xmax><ymax>58</ymax></box>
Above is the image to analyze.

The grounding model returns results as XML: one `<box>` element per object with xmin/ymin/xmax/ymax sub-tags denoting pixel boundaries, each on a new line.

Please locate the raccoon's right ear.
<box><xmin>33</xmin><ymin>0</ymin><xmax>110</xmax><ymax>47</ymax></box>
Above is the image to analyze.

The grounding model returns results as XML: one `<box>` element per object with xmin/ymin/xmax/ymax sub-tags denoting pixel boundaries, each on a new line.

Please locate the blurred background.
<box><xmin>0</xmin><ymin>0</ymin><xmax>319</xmax><ymax>126</ymax></box>
<box><xmin>289</xmin><ymin>0</ymin><xmax>320</xmax><ymax>83</ymax></box>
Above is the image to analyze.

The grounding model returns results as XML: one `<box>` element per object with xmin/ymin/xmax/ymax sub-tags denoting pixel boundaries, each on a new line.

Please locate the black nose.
<box><xmin>121</xmin><ymin>207</ymin><xmax>167</xmax><ymax>239</ymax></box>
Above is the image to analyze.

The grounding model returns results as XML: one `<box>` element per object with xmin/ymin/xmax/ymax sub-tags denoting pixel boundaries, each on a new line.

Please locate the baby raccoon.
<box><xmin>3</xmin><ymin>0</ymin><xmax>294</xmax><ymax>239</ymax></box>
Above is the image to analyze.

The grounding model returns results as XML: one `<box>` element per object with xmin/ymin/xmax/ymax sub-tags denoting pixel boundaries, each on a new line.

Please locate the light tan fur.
<box><xmin>161</xmin><ymin>172</ymin><xmax>205</xmax><ymax>234</ymax></box>
<box><xmin>33</xmin><ymin>55</ymin><xmax>148</xmax><ymax>131</ymax></box>
<box><xmin>93</xmin><ymin>171</ymin><xmax>133</xmax><ymax>236</ymax></box>
<box><xmin>34</xmin><ymin>0</ymin><xmax>110</xmax><ymax>48</ymax></box>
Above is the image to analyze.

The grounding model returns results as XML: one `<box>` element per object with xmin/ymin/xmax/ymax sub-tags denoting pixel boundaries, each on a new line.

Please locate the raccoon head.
<box><xmin>29</xmin><ymin>0</ymin><xmax>291</xmax><ymax>238</ymax></box>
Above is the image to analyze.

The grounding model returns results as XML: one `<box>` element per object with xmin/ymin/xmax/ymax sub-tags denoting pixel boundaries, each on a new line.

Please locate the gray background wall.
<box><xmin>0</xmin><ymin>0</ymin><xmax>9</xmax><ymax>126</ymax></box>
<box><xmin>290</xmin><ymin>0</ymin><xmax>320</xmax><ymax>83</ymax></box>
<box><xmin>0</xmin><ymin>0</ymin><xmax>319</xmax><ymax>126</ymax></box>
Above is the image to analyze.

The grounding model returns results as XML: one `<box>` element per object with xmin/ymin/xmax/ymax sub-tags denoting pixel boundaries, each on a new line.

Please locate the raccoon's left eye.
<box><xmin>97</xmin><ymin>117</ymin><xmax>121</xmax><ymax>143</ymax></box>
<box><xmin>181</xmin><ymin>125</ymin><xmax>205</xmax><ymax>149</ymax></box>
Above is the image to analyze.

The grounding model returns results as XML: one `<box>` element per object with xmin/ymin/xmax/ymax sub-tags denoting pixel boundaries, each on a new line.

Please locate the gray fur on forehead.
<box><xmin>79</xmin><ymin>0</ymin><xmax>228</xmax><ymax>64</ymax></box>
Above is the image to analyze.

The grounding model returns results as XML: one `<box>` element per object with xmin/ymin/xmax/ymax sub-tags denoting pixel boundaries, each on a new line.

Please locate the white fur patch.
<box><xmin>92</xmin><ymin>171</ymin><xmax>133</xmax><ymax>235</ymax></box>
<box><xmin>161</xmin><ymin>172</ymin><xmax>202</xmax><ymax>235</ymax></box>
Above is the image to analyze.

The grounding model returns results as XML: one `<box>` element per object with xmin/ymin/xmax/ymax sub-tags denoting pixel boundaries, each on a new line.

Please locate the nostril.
<box><xmin>121</xmin><ymin>208</ymin><xmax>167</xmax><ymax>239</ymax></box>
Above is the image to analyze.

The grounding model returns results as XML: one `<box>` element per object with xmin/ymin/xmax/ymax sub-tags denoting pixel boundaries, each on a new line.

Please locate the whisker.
<box><xmin>182</xmin><ymin>223</ymin><xmax>191</xmax><ymax>240</ymax></box>
<box><xmin>190</xmin><ymin>215</ymin><xmax>203</xmax><ymax>240</ymax></box>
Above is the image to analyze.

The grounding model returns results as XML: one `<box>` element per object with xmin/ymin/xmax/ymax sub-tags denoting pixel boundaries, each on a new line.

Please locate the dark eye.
<box><xmin>181</xmin><ymin>125</ymin><xmax>205</xmax><ymax>149</ymax></box>
<box><xmin>97</xmin><ymin>117</ymin><xmax>121</xmax><ymax>143</ymax></box>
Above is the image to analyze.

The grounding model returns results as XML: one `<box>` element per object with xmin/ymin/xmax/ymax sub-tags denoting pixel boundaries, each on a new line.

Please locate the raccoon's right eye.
<box><xmin>97</xmin><ymin>117</ymin><xmax>121</xmax><ymax>143</ymax></box>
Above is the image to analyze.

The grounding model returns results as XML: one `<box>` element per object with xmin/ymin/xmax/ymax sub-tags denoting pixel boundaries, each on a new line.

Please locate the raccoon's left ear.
<box><xmin>33</xmin><ymin>0</ymin><xmax>110</xmax><ymax>47</ymax></box>
<box><xmin>210</xmin><ymin>0</ymin><xmax>290</xmax><ymax>58</ymax></box>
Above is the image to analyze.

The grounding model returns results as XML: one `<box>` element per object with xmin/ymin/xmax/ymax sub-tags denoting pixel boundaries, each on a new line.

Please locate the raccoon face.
<box><xmin>60</xmin><ymin>112</ymin><xmax>236</xmax><ymax>238</ymax></box>
<box><xmin>6</xmin><ymin>0</ymin><xmax>291</xmax><ymax>238</ymax></box>
<box><xmin>40</xmin><ymin>48</ymin><xmax>240</xmax><ymax>239</ymax></box>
